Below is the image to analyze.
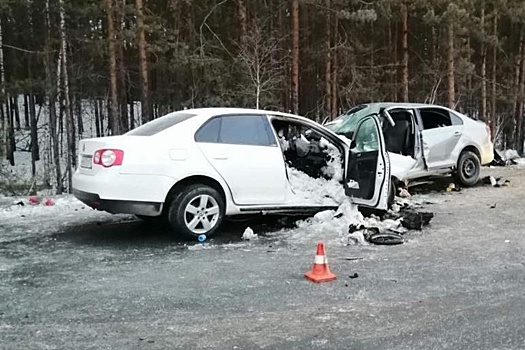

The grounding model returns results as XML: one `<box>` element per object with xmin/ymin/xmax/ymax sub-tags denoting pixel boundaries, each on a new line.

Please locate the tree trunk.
<box><xmin>99</xmin><ymin>99</ymin><xmax>105</xmax><ymax>135</ymax></box>
<box><xmin>236</xmin><ymin>0</ymin><xmax>248</xmax><ymax>49</ymax></box>
<box><xmin>480</xmin><ymin>5</ymin><xmax>487</xmax><ymax>120</ymax></box>
<box><xmin>45</xmin><ymin>0</ymin><xmax>63</xmax><ymax>194</ymax></box>
<box><xmin>129</xmin><ymin>94</ymin><xmax>135</xmax><ymax>130</ymax></box>
<box><xmin>324</xmin><ymin>0</ymin><xmax>332</xmax><ymax>118</ymax></box>
<box><xmin>135</xmin><ymin>0</ymin><xmax>152</xmax><ymax>124</ymax></box>
<box><xmin>28</xmin><ymin>55</ymin><xmax>40</xmax><ymax>181</ymax></box>
<box><xmin>0</xmin><ymin>16</ymin><xmax>6</xmax><ymax>161</ymax></box>
<box><xmin>7</xmin><ymin>97</ymin><xmax>15</xmax><ymax>165</ymax></box>
<box><xmin>12</xmin><ymin>97</ymin><xmax>20</xmax><ymax>131</ymax></box>
<box><xmin>490</xmin><ymin>13</ymin><xmax>498</xmax><ymax>137</ymax></box>
<box><xmin>117</xmin><ymin>0</ymin><xmax>128</xmax><ymax>132</ymax></box>
<box><xmin>466</xmin><ymin>37</ymin><xmax>473</xmax><ymax>115</ymax></box>
<box><xmin>331</xmin><ymin>14</ymin><xmax>338</xmax><ymax>119</ymax></box>
<box><xmin>401</xmin><ymin>0</ymin><xmax>409</xmax><ymax>102</ymax></box>
<box><xmin>23</xmin><ymin>94</ymin><xmax>30</xmax><ymax>129</ymax></box>
<box><xmin>29</xmin><ymin>92</ymin><xmax>40</xmax><ymax>177</ymax></box>
<box><xmin>447</xmin><ymin>22</ymin><xmax>455</xmax><ymax>109</ymax></box>
<box><xmin>106</xmin><ymin>0</ymin><xmax>120</xmax><ymax>134</ymax></box>
<box><xmin>59</xmin><ymin>0</ymin><xmax>75</xmax><ymax>192</ymax></box>
<box><xmin>291</xmin><ymin>0</ymin><xmax>299</xmax><ymax>114</ymax></box>
<box><xmin>516</xmin><ymin>33</ymin><xmax>525</xmax><ymax>153</ymax></box>
<box><xmin>94</xmin><ymin>100</ymin><xmax>101</xmax><ymax>137</ymax></box>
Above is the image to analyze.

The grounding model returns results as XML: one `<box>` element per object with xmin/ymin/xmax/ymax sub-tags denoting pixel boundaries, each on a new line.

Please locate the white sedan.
<box><xmin>325</xmin><ymin>103</ymin><xmax>494</xmax><ymax>188</ymax></box>
<box><xmin>73</xmin><ymin>108</ymin><xmax>392</xmax><ymax>239</ymax></box>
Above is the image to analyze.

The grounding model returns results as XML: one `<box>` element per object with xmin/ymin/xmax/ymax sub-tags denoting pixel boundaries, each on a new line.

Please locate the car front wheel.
<box><xmin>456</xmin><ymin>151</ymin><xmax>481</xmax><ymax>187</ymax></box>
<box><xmin>167</xmin><ymin>184</ymin><xmax>225</xmax><ymax>240</ymax></box>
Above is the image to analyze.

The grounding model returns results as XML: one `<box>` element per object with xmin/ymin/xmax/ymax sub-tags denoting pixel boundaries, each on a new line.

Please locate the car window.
<box><xmin>354</xmin><ymin>118</ymin><xmax>379</xmax><ymax>152</ymax></box>
<box><xmin>195</xmin><ymin>117</ymin><xmax>221</xmax><ymax>143</ymax></box>
<box><xmin>419</xmin><ymin>108</ymin><xmax>453</xmax><ymax>129</ymax></box>
<box><xmin>126</xmin><ymin>112</ymin><xmax>196</xmax><ymax>136</ymax></box>
<box><xmin>195</xmin><ymin>114</ymin><xmax>276</xmax><ymax>146</ymax></box>
<box><xmin>450</xmin><ymin>112</ymin><xmax>464</xmax><ymax>125</ymax></box>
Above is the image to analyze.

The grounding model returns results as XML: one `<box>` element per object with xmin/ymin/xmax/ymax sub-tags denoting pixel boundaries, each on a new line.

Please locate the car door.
<box><xmin>195</xmin><ymin>114</ymin><xmax>287</xmax><ymax>205</ymax></box>
<box><xmin>344</xmin><ymin>115</ymin><xmax>391</xmax><ymax>210</ymax></box>
<box><xmin>417</xmin><ymin>107</ymin><xmax>464</xmax><ymax>169</ymax></box>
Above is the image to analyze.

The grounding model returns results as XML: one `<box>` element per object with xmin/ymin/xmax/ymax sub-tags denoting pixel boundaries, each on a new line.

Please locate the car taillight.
<box><xmin>93</xmin><ymin>149</ymin><xmax>124</xmax><ymax>167</ymax></box>
<box><xmin>486</xmin><ymin>124</ymin><xmax>492</xmax><ymax>139</ymax></box>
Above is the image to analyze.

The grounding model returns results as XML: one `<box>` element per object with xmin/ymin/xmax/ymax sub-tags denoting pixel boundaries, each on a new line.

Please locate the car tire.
<box><xmin>167</xmin><ymin>184</ymin><xmax>225</xmax><ymax>240</ymax></box>
<box><xmin>456</xmin><ymin>151</ymin><xmax>481</xmax><ymax>187</ymax></box>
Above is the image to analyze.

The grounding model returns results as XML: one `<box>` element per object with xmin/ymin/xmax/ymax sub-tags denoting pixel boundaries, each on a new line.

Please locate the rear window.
<box><xmin>126</xmin><ymin>112</ymin><xmax>196</xmax><ymax>136</ymax></box>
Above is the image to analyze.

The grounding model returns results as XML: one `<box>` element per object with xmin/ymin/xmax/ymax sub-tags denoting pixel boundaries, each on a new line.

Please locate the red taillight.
<box><xmin>93</xmin><ymin>149</ymin><xmax>124</xmax><ymax>167</ymax></box>
<box><xmin>486</xmin><ymin>124</ymin><xmax>492</xmax><ymax>140</ymax></box>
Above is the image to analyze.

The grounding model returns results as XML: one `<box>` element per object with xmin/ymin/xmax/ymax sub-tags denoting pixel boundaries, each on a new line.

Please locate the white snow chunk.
<box><xmin>242</xmin><ymin>227</ymin><xmax>258</xmax><ymax>240</ymax></box>
<box><xmin>320</xmin><ymin>142</ymin><xmax>344</xmax><ymax>182</ymax></box>
<box><xmin>287</xmin><ymin>167</ymin><xmax>345</xmax><ymax>205</ymax></box>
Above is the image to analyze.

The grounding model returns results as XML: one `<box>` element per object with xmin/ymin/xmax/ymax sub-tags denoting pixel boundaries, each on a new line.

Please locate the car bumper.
<box><xmin>73</xmin><ymin>189</ymin><xmax>162</xmax><ymax>216</ymax></box>
<box><xmin>480</xmin><ymin>142</ymin><xmax>494</xmax><ymax>165</ymax></box>
<box><xmin>72</xmin><ymin>169</ymin><xmax>176</xmax><ymax>216</ymax></box>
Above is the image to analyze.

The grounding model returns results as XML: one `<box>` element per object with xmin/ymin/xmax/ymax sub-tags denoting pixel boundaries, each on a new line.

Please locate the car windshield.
<box><xmin>325</xmin><ymin>104</ymin><xmax>373</xmax><ymax>135</ymax></box>
<box><xmin>126</xmin><ymin>112</ymin><xmax>197</xmax><ymax>136</ymax></box>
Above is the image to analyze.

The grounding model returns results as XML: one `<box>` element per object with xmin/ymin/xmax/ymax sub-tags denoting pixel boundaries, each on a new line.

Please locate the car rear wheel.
<box><xmin>456</xmin><ymin>151</ymin><xmax>481</xmax><ymax>187</ymax></box>
<box><xmin>167</xmin><ymin>184</ymin><xmax>225</xmax><ymax>240</ymax></box>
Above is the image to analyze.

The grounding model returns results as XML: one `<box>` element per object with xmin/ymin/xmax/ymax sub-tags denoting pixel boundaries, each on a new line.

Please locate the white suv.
<box><xmin>325</xmin><ymin>103</ymin><xmax>494</xmax><ymax>189</ymax></box>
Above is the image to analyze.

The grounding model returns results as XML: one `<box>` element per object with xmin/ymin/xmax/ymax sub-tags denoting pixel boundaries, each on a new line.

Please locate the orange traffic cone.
<box><xmin>305</xmin><ymin>242</ymin><xmax>336</xmax><ymax>283</ymax></box>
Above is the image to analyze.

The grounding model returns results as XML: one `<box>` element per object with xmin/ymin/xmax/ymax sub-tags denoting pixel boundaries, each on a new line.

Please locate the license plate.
<box><xmin>80</xmin><ymin>155</ymin><xmax>93</xmax><ymax>169</ymax></box>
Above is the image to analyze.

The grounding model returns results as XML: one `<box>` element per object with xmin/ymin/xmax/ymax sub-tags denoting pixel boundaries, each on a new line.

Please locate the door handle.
<box><xmin>453</xmin><ymin>132</ymin><xmax>462</xmax><ymax>137</ymax></box>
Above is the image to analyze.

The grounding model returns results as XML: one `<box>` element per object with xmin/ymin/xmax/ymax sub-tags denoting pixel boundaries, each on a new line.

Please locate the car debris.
<box><xmin>446</xmin><ymin>183</ymin><xmax>461</xmax><ymax>192</ymax></box>
<box><xmin>481</xmin><ymin>176</ymin><xmax>510</xmax><ymax>187</ymax></box>
<box><xmin>491</xmin><ymin>149</ymin><xmax>523</xmax><ymax>166</ymax></box>
<box><xmin>399</xmin><ymin>211</ymin><xmax>434</xmax><ymax>230</ymax></box>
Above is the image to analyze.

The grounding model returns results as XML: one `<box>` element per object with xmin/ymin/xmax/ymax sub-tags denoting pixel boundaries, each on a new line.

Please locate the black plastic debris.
<box><xmin>491</xmin><ymin>149</ymin><xmax>507</xmax><ymax>166</ymax></box>
<box><xmin>481</xmin><ymin>176</ymin><xmax>510</xmax><ymax>187</ymax></box>
<box><xmin>400</xmin><ymin>211</ymin><xmax>434</xmax><ymax>230</ymax></box>
<box><xmin>349</xmin><ymin>273</ymin><xmax>359</xmax><ymax>279</ymax></box>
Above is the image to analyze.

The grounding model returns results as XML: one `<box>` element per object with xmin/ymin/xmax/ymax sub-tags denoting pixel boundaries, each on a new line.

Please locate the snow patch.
<box><xmin>241</xmin><ymin>227</ymin><xmax>258</xmax><ymax>240</ymax></box>
<box><xmin>287</xmin><ymin>167</ymin><xmax>345</xmax><ymax>206</ymax></box>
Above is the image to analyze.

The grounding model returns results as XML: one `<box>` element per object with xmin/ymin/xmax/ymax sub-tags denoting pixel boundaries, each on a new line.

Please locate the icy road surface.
<box><xmin>1</xmin><ymin>166</ymin><xmax>525</xmax><ymax>349</ymax></box>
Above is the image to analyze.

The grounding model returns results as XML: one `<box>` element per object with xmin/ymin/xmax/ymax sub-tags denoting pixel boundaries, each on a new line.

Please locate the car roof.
<box><xmin>178</xmin><ymin>107</ymin><xmax>318</xmax><ymax>124</ymax></box>
<box><xmin>356</xmin><ymin>102</ymin><xmax>445</xmax><ymax>109</ymax></box>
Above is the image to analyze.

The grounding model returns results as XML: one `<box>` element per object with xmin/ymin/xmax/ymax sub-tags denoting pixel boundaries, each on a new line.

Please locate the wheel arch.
<box><xmin>458</xmin><ymin>145</ymin><xmax>481</xmax><ymax>164</ymax></box>
<box><xmin>163</xmin><ymin>175</ymin><xmax>229</xmax><ymax>210</ymax></box>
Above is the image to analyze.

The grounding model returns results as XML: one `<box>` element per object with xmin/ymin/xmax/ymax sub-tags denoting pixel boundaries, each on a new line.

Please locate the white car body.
<box><xmin>325</xmin><ymin>103</ymin><xmax>494</xmax><ymax>187</ymax></box>
<box><xmin>73</xmin><ymin>108</ymin><xmax>392</xmax><ymax>238</ymax></box>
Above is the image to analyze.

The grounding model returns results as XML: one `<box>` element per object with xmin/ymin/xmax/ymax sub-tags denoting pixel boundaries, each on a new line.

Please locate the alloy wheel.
<box><xmin>184</xmin><ymin>194</ymin><xmax>220</xmax><ymax>234</ymax></box>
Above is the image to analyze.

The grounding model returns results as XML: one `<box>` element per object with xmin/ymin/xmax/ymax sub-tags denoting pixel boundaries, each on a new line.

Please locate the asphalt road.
<box><xmin>1</xmin><ymin>166</ymin><xmax>525</xmax><ymax>349</ymax></box>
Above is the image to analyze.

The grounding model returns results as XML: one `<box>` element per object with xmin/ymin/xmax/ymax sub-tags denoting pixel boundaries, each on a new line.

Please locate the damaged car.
<box><xmin>325</xmin><ymin>103</ymin><xmax>494</xmax><ymax>188</ymax></box>
<box><xmin>73</xmin><ymin>108</ymin><xmax>392</xmax><ymax>239</ymax></box>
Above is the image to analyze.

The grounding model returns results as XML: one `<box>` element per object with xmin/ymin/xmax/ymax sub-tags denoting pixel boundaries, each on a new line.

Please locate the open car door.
<box><xmin>344</xmin><ymin>115</ymin><xmax>391</xmax><ymax>210</ymax></box>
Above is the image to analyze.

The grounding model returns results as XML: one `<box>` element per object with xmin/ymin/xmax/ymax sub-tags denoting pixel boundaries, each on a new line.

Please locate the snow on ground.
<box><xmin>0</xmin><ymin>195</ymin><xmax>134</xmax><ymax>243</ymax></box>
